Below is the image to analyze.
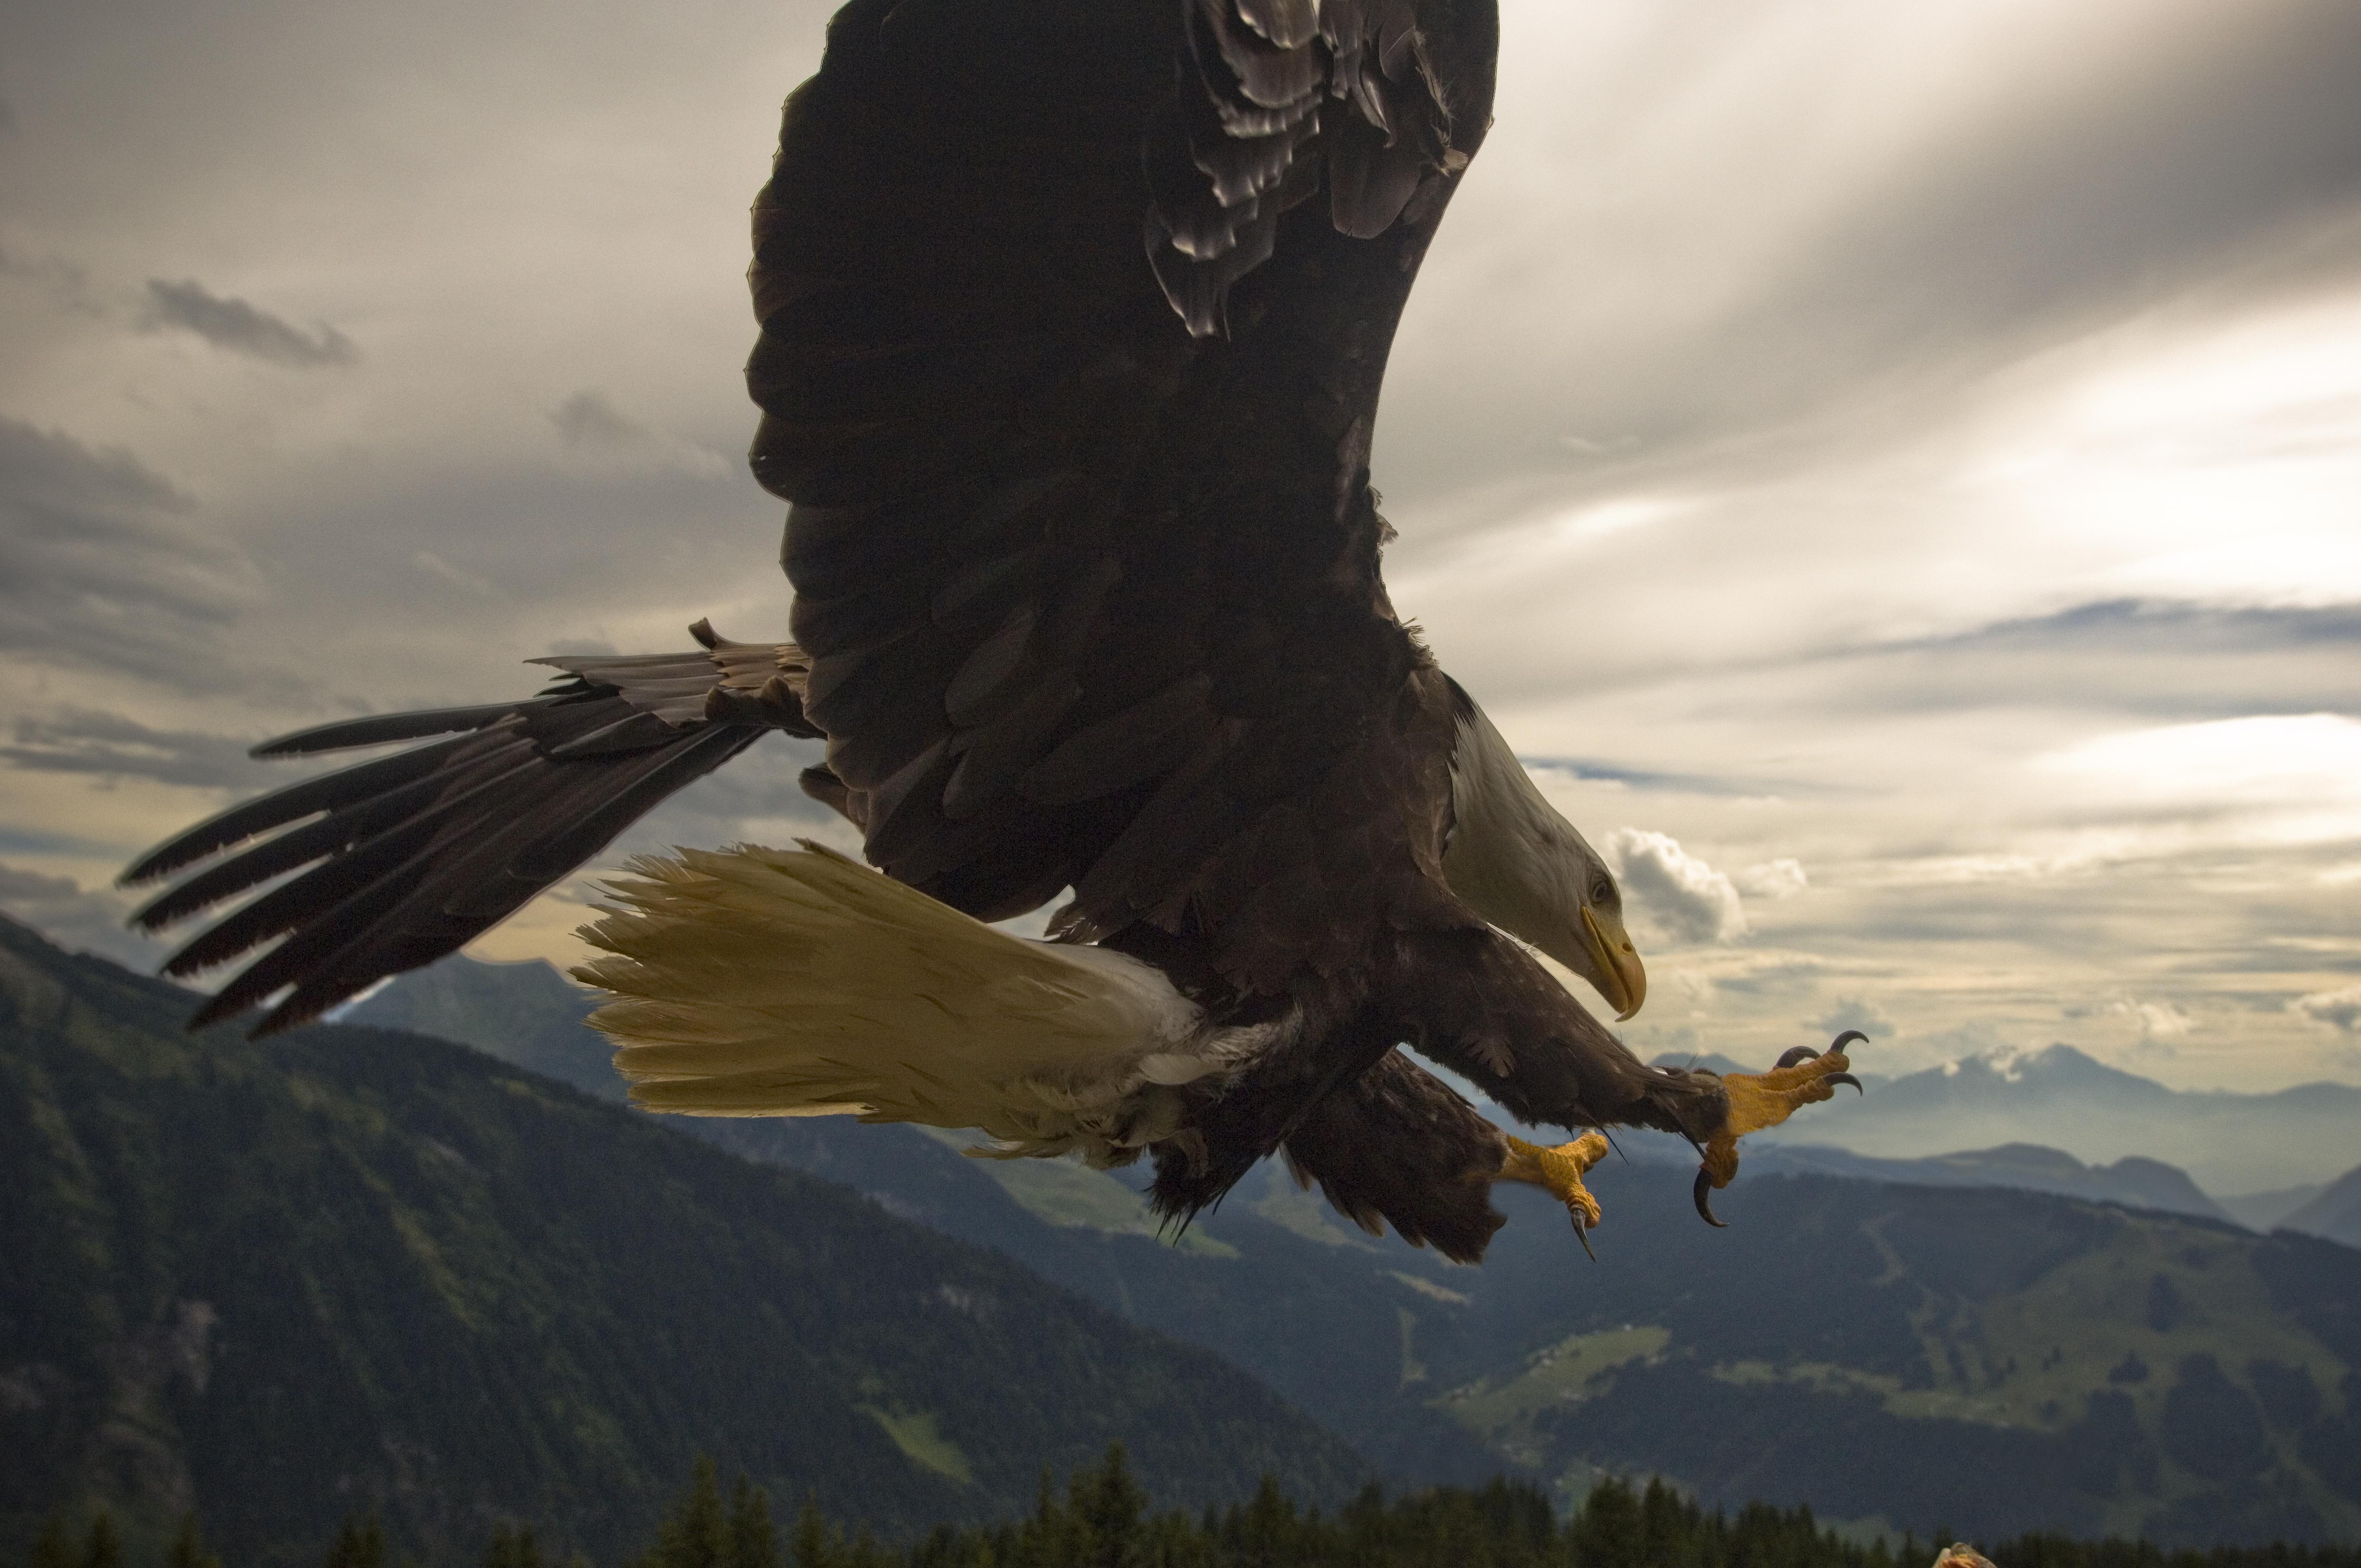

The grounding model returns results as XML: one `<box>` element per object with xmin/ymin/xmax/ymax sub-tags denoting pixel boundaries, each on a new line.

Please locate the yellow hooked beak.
<box><xmin>1580</xmin><ymin>904</ymin><xmax>1647</xmax><ymax>1021</ymax></box>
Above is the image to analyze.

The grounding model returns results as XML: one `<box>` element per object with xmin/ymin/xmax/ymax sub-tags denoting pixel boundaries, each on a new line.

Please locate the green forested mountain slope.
<box><xmin>1446</xmin><ymin>1176</ymin><xmax>2361</xmax><ymax>1546</ymax></box>
<box><xmin>352</xmin><ymin>954</ymin><xmax>2361</xmax><ymax>1548</ymax></box>
<box><xmin>0</xmin><ymin>918</ymin><xmax>1365</xmax><ymax>1568</ymax></box>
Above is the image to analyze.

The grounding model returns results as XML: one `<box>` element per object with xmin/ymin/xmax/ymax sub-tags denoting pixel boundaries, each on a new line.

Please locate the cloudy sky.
<box><xmin>5</xmin><ymin>0</ymin><xmax>2359</xmax><ymax>1125</ymax></box>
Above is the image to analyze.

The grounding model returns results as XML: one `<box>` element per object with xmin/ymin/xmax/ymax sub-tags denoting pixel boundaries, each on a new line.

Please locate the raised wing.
<box><xmin>120</xmin><ymin>625</ymin><xmax>816</xmax><ymax>1035</ymax></box>
<box><xmin>752</xmin><ymin>0</ymin><xmax>1498</xmax><ymax>981</ymax></box>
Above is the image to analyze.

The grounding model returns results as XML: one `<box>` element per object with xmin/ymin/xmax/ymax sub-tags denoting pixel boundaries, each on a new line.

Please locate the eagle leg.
<box><xmin>1496</xmin><ymin>1131</ymin><xmax>1609</xmax><ymax>1259</ymax></box>
<box><xmin>1693</xmin><ymin>1030</ymin><xmax>1866</xmax><ymax>1225</ymax></box>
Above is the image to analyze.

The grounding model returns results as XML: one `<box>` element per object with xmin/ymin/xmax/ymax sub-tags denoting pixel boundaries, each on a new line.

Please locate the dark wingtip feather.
<box><xmin>250</xmin><ymin>704</ymin><xmax>519</xmax><ymax>759</ymax></box>
<box><xmin>121</xmin><ymin>733</ymin><xmax>478</xmax><ymax>888</ymax></box>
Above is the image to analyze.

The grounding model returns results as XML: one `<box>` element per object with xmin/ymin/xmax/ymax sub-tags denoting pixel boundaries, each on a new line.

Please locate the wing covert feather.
<box><xmin>747</xmin><ymin>0</ymin><xmax>1497</xmax><ymax>965</ymax></box>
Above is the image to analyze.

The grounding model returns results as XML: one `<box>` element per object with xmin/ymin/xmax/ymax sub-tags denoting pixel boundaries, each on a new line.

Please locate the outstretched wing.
<box><xmin>753</xmin><ymin>0</ymin><xmax>1498</xmax><ymax>978</ymax></box>
<box><xmin>120</xmin><ymin>626</ymin><xmax>816</xmax><ymax>1035</ymax></box>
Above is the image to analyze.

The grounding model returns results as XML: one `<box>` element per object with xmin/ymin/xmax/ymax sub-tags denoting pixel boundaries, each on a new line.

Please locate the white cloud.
<box><xmin>2101</xmin><ymin>996</ymin><xmax>2198</xmax><ymax>1042</ymax></box>
<box><xmin>1603</xmin><ymin>828</ymin><xmax>1748</xmax><ymax>945</ymax></box>
<box><xmin>2293</xmin><ymin>986</ymin><xmax>2361</xmax><ymax>1034</ymax></box>
<box><xmin>1737</xmin><ymin>858</ymin><xmax>1809</xmax><ymax>900</ymax></box>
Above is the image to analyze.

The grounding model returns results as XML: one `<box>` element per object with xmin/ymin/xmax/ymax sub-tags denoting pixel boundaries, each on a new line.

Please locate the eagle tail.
<box><xmin>574</xmin><ymin>842</ymin><xmax>1208</xmax><ymax>1158</ymax></box>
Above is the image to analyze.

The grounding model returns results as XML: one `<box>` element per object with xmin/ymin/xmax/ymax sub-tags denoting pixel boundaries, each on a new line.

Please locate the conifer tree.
<box><xmin>483</xmin><ymin>1523</ymin><xmax>545</xmax><ymax>1568</ymax></box>
<box><xmin>651</xmin><ymin>1458</ymin><xmax>729</xmax><ymax>1568</ymax></box>
<box><xmin>729</xmin><ymin>1477</ymin><xmax>779</xmax><ymax>1568</ymax></box>
<box><xmin>167</xmin><ymin>1513</ymin><xmax>223</xmax><ymax>1568</ymax></box>
<box><xmin>79</xmin><ymin>1511</ymin><xmax>120</xmax><ymax>1568</ymax></box>
<box><xmin>1572</xmin><ymin>1476</ymin><xmax>1642</xmax><ymax>1568</ymax></box>
<box><xmin>1070</xmin><ymin>1445</ymin><xmax>1143</xmax><ymax>1568</ymax></box>
<box><xmin>322</xmin><ymin>1513</ymin><xmax>387</xmax><ymax>1568</ymax></box>
<box><xmin>30</xmin><ymin>1513</ymin><xmax>74</xmax><ymax>1568</ymax></box>
<box><xmin>790</xmin><ymin>1495</ymin><xmax>837</xmax><ymax>1568</ymax></box>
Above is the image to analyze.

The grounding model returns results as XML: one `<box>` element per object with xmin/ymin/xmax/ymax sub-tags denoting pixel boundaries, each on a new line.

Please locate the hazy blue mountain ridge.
<box><xmin>2223</xmin><ymin>1183</ymin><xmax>2333</xmax><ymax>1231</ymax></box>
<box><xmin>2283</xmin><ymin>1167</ymin><xmax>2361</xmax><ymax>1250</ymax></box>
<box><xmin>1725</xmin><ymin>1044</ymin><xmax>2361</xmax><ymax>1194</ymax></box>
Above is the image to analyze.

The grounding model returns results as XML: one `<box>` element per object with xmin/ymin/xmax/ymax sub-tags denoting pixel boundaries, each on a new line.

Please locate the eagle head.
<box><xmin>1439</xmin><ymin>680</ymin><xmax>1647</xmax><ymax>1021</ymax></box>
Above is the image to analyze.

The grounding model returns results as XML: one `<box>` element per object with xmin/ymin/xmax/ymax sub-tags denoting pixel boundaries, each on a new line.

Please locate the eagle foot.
<box><xmin>1693</xmin><ymin>1030</ymin><xmax>1866</xmax><ymax>1226</ymax></box>
<box><xmin>1498</xmin><ymin>1132</ymin><xmax>1609</xmax><ymax>1259</ymax></box>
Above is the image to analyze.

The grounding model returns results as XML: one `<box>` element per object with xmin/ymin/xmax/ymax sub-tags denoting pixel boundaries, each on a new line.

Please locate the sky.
<box><xmin>3</xmin><ymin>0</ymin><xmax>2359</xmax><ymax>1127</ymax></box>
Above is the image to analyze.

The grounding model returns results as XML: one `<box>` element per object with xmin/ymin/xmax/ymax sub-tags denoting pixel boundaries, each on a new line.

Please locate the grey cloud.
<box><xmin>1725</xmin><ymin>5</ymin><xmax>2361</xmax><ymax>403</ymax></box>
<box><xmin>1808</xmin><ymin>997</ymin><xmax>1893</xmax><ymax>1038</ymax></box>
<box><xmin>1914</xmin><ymin>599</ymin><xmax>2361</xmax><ymax>658</ymax></box>
<box><xmin>0</xmin><ymin>242</ymin><xmax>97</xmax><ymax>314</ymax></box>
<box><xmin>1561</xmin><ymin>598</ymin><xmax>2361</xmax><ymax>737</ymax></box>
<box><xmin>1715</xmin><ymin>959</ymin><xmax>1828</xmax><ymax>999</ymax></box>
<box><xmin>1383</xmin><ymin>0</ymin><xmax>2361</xmax><ymax>510</ymax></box>
<box><xmin>0</xmin><ymin>861</ymin><xmax>160</xmax><ymax>970</ymax></box>
<box><xmin>1520</xmin><ymin>757</ymin><xmax>1822</xmax><ymax>798</ymax></box>
<box><xmin>2</xmin><ymin>708</ymin><xmax>276</xmax><ymax>790</ymax></box>
<box><xmin>0</xmin><ymin>416</ymin><xmax>261</xmax><ymax>689</ymax></box>
<box><xmin>143</xmin><ymin>278</ymin><xmax>357</xmax><ymax>367</ymax></box>
<box><xmin>603</xmin><ymin>735</ymin><xmax>839</xmax><ymax>864</ymax></box>
<box><xmin>1814</xmin><ymin>599</ymin><xmax>2361</xmax><ymax>722</ymax></box>
<box><xmin>552</xmin><ymin>392</ymin><xmax>647</xmax><ymax>449</ymax></box>
<box><xmin>0</xmin><ymin>864</ymin><xmax>80</xmax><ymax>903</ymax></box>
<box><xmin>549</xmin><ymin>390</ymin><xmax>731</xmax><ymax>478</ymax></box>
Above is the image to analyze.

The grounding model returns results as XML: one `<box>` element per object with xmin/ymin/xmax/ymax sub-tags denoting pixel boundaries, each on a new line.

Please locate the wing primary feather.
<box><xmin>120</xmin><ymin>732</ymin><xmax>483</xmax><ymax>885</ymax></box>
<box><xmin>249</xmin><ymin>703</ymin><xmax>522</xmax><ymax>758</ymax></box>
<box><xmin>233</xmin><ymin>728</ymin><xmax>759</xmax><ymax>1035</ymax></box>
<box><xmin>128</xmin><ymin>762</ymin><xmax>480</xmax><ymax>931</ymax></box>
<box><xmin>162</xmin><ymin>735</ymin><xmax>549</xmax><ymax>977</ymax></box>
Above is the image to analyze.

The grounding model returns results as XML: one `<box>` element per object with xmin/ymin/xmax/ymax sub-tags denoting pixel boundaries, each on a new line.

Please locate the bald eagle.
<box><xmin>122</xmin><ymin>0</ymin><xmax>1859</xmax><ymax>1262</ymax></box>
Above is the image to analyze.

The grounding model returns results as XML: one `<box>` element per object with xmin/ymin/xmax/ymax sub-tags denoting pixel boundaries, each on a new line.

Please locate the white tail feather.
<box><xmin>571</xmin><ymin>841</ymin><xmax>1214</xmax><ymax>1160</ymax></box>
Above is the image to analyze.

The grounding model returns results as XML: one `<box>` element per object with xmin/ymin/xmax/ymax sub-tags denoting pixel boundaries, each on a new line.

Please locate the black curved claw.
<box><xmin>1828</xmin><ymin>1029</ymin><xmax>1870</xmax><ymax>1052</ymax></box>
<box><xmin>1828</xmin><ymin>1072</ymin><xmax>1863</xmax><ymax>1094</ymax></box>
<box><xmin>1773</xmin><ymin>1045</ymin><xmax>1822</xmax><ymax>1069</ymax></box>
<box><xmin>1571</xmin><ymin>1215</ymin><xmax>1598</xmax><ymax>1261</ymax></box>
<box><xmin>1693</xmin><ymin>1168</ymin><xmax>1730</xmax><ymax>1228</ymax></box>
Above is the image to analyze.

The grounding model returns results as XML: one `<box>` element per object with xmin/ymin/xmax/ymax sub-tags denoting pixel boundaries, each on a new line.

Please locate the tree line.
<box><xmin>28</xmin><ymin>1449</ymin><xmax>2361</xmax><ymax>1568</ymax></box>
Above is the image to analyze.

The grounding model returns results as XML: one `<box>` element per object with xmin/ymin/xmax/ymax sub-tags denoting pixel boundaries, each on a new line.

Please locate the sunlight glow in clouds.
<box><xmin>2036</xmin><ymin>714</ymin><xmax>2361</xmax><ymax>831</ymax></box>
<box><xmin>1979</xmin><ymin>287</ymin><xmax>2361</xmax><ymax>606</ymax></box>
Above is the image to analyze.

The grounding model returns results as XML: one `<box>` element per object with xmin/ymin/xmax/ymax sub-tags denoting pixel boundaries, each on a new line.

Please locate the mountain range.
<box><xmin>1697</xmin><ymin>1044</ymin><xmax>2361</xmax><ymax>1196</ymax></box>
<box><xmin>10</xmin><ymin>921</ymin><xmax>2359</xmax><ymax>1558</ymax></box>
<box><xmin>2280</xmin><ymin>1167</ymin><xmax>2361</xmax><ymax>1251</ymax></box>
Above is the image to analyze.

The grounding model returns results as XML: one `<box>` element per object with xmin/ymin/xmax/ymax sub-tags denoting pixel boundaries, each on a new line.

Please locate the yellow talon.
<box><xmin>1695</xmin><ymin>1033</ymin><xmax>1863</xmax><ymax>1224</ymax></box>
<box><xmin>1499</xmin><ymin>1131</ymin><xmax>1609</xmax><ymax>1255</ymax></box>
